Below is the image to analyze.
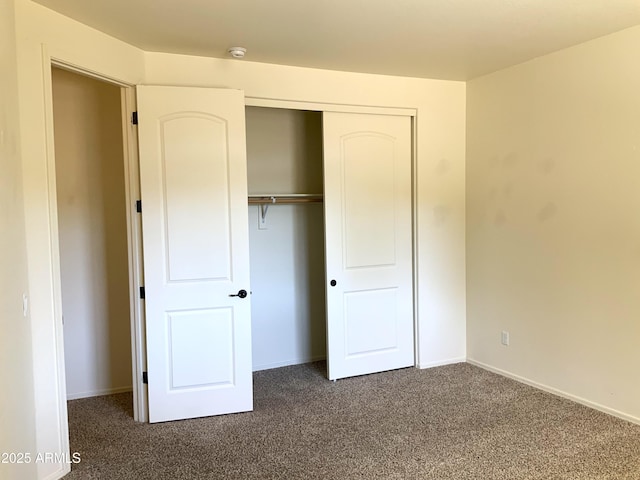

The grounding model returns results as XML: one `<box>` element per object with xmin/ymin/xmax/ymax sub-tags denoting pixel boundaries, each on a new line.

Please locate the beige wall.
<box><xmin>52</xmin><ymin>68</ymin><xmax>132</xmax><ymax>400</ymax></box>
<box><xmin>246</xmin><ymin>107</ymin><xmax>326</xmax><ymax>370</ymax></box>
<box><xmin>15</xmin><ymin>1</ymin><xmax>145</xmax><ymax>477</ymax></box>
<box><xmin>466</xmin><ymin>25</ymin><xmax>640</xmax><ymax>422</ymax></box>
<box><xmin>144</xmin><ymin>52</ymin><xmax>468</xmax><ymax>369</ymax></box>
<box><xmin>0</xmin><ymin>0</ymin><xmax>38</xmax><ymax>478</ymax></box>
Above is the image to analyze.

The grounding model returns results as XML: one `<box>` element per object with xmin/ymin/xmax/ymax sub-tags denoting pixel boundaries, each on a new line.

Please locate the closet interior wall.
<box><xmin>52</xmin><ymin>67</ymin><xmax>132</xmax><ymax>399</ymax></box>
<box><xmin>245</xmin><ymin>107</ymin><xmax>326</xmax><ymax>371</ymax></box>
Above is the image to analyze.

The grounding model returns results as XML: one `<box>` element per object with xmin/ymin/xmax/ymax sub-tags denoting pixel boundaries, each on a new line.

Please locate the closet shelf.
<box><xmin>248</xmin><ymin>194</ymin><xmax>324</xmax><ymax>205</ymax></box>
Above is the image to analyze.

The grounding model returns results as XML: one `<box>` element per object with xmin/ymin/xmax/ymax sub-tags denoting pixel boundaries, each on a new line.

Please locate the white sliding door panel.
<box><xmin>324</xmin><ymin>112</ymin><xmax>414</xmax><ymax>380</ymax></box>
<box><xmin>137</xmin><ymin>86</ymin><xmax>252</xmax><ymax>423</ymax></box>
<box><xmin>344</xmin><ymin>288</ymin><xmax>399</xmax><ymax>357</ymax></box>
<box><xmin>343</xmin><ymin>134</ymin><xmax>397</xmax><ymax>269</ymax></box>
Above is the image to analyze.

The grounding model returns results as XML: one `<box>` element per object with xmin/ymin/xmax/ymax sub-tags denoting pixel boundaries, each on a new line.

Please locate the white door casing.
<box><xmin>323</xmin><ymin>112</ymin><xmax>414</xmax><ymax>380</ymax></box>
<box><xmin>136</xmin><ymin>86</ymin><xmax>253</xmax><ymax>422</ymax></box>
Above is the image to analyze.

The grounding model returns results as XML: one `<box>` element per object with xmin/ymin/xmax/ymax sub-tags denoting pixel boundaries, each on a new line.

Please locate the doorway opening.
<box><xmin>245</xmin><ymin>106</ymin><xmax>327</xmax><ymax>372</ymax></box>
<box><xmin>51</xmin><ymin>67</ymin><xmax>136</xmax><ymax>417</ymax></box>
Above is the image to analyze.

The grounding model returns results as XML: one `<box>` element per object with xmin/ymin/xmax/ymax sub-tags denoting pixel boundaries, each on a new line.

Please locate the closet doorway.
<box><xmin>133</xmin><ymin>86</ymin><xmax>417</xmax><ymax>422</ymax></box>
<box><xmin>245</xmin><ymin>106</ymin><xmax>415</xmax><ymax>380</ymax></box>
<box><xmin>245</xmin><ymin>107</ymin><xmax>327</xmax><ymax>372</ymax></box>
<box><xmin>51</xmin><ymin>67</ymin><xmax>134</xmax><ymax>409</ymax></box>
<box><xmin>44</xmin><ymin>77</ymin><xmax>417</xmax><ymax>430</ymax></box>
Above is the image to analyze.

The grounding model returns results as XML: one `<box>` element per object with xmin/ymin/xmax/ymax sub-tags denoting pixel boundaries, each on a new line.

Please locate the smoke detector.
<box><xmin>228</xmin><ymin>47</ymin><xmax>247</xmax><ymax>59</ymax></box>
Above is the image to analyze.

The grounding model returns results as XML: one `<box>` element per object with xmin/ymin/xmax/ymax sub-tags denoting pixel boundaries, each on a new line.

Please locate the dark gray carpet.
<box><xmin>64</xmin><ymin>362</ymin><xmax>640</xmax><ymax>479</ymax></box>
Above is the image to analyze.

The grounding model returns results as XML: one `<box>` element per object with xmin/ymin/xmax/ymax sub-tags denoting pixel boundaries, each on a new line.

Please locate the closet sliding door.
<box><xmin>323</xmin><ymin>112</ymin><xmax>414</xmax><ymax>380</ymax></box>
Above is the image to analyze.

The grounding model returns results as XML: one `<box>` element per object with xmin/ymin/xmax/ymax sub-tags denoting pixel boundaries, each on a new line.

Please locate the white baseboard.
<box><xmin>43</xmin><ymin>463</ymin><xmax>70</xmax><ymax>480</ymax></box>
<box><xmin>418</xmin><ymin>356</ymin><xmax>466</xmax><ymax>369</ymax></box>
<box><xmin>67</xmin><ymin>385</ymin><xmax>133</xmax><ymax>401</ymax></box>
<box><xmin>467</xmin><ymin>358</ymin><xmax>640</xmax><ymax>426</ymax></box>
<box><xmin>253</xmin><ymin>355</ymin><xmax>327</xmax><ymax>372</ymax></box>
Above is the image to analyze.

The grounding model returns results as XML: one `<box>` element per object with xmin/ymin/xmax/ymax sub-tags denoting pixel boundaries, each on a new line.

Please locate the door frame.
<box><xmin>43</xmin><ymin>52</ymin><xmax>148</xmax><ymax>426</ymax></box>
<box><xmin>245</xmin><ymin>97</ymin><xmax>421</xmax><ymax>367</ymax></box>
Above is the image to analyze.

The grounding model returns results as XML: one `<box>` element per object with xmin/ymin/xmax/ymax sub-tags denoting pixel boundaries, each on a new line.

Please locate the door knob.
<box><xmin>330</xmin><ymin>280</ymin><xmax>337</xmax><ymax>287</ymax></box>
<box><xmin>229</xmin><ymin>289</ymin><xmax>248</xmax><ymax>298</ymax></box>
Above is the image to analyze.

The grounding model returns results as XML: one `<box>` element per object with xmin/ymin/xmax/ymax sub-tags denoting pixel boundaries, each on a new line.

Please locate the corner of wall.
<box><xmin>0</xmin><ymin>0</ymin><xmax>38</xmax><ymax>479</ymax></box>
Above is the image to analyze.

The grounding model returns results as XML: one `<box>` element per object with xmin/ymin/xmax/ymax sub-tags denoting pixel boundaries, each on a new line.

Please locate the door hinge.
<box><xmin>131</xmin><ymin>111</ymin><xmax>138</xmax><ymax>125</ymax></box>
<box><xmin>139</xmin><ymin>286</ymin><xmax>145</xmax><ymax>299</ymax></box>
<box><xmin>136</xmin><ymin>200</ymin><xmax>142</xmax><ymax>213</ymax></box>
<box><xmin>142</xmin><ymin>371</ymin><xmax>148</xmax><ymax>384</ymax></box>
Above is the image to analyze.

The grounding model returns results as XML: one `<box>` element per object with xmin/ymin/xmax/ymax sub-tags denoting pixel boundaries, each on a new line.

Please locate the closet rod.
<box><xmin>248</xmin><ymin>194</ymin><xmax>323</xmax><ymax>205</ymax></box>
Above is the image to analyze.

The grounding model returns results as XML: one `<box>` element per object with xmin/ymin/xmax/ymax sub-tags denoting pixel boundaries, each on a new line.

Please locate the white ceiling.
<box><xmin>32</xmin><ymin>0</ymin><xmax>640</xmax><ymax>80</ymax></box>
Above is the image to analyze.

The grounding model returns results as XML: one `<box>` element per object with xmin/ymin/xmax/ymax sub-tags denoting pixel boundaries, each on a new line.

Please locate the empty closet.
<box><xmin>245</xmin><ymin>107</ymin><xmax>327</xmax><ymax>371</ymax></box>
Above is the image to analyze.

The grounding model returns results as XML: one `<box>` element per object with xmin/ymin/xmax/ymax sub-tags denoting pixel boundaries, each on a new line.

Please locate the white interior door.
<box><xmin>137</xmin><ymin>86</ymin><xmax>253</xmax><ymax>423</ymax></box>
<box><xmin>323</xmin><ymin>112</ymin><xmax>414</xmax><ymax>380</ymax></box>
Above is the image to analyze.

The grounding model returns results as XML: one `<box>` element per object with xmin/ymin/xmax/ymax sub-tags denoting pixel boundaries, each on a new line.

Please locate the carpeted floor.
<box><xmin>64</xmin><ymin>362</ymin><xmax>640</xmax><ymax>479</ymax></box>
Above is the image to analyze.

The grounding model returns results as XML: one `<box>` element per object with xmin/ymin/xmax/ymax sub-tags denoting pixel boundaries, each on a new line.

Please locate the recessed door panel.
<box><xmin>343</xmin><ymin>134</ymin><xmax>396</xmax><ymax>269</ymax></box>
<box><xmin>161</xmin><ymin>115</ymin><xmax>231</xmax><ymax>282</ymax></box>
<box><xmin>167</xmin><ymin>308</ymin><xmax>234</xmax><ymax>389</ymax></box>
<box><xmin>344</xmin><ymin>288</ymin><xmax>398</xmax><ymax>357</ymax></box>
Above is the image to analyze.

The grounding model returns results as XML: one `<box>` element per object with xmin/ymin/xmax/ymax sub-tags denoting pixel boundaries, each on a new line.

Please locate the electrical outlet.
<box><xmin>501</xmin><ymin>330</ymin><xmax>510</xmax><ymax>346</ymax></box>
